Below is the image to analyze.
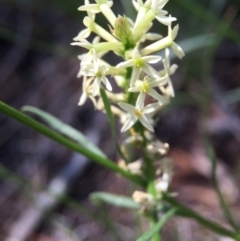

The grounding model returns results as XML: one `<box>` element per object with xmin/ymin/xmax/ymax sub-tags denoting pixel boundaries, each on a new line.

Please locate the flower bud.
<box><xmin>113</xmin><ymin>15</ymin><xmax>139</xmax><ymax>49</ymax></box>
<box><xmin>114</xmin><ymin>16</ymin><xmax>132</xmax><ymax>41</ymax></box>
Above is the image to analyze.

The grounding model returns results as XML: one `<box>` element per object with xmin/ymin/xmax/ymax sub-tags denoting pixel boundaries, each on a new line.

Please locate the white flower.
<box><xmin>141</xmin><ymin>17</ymin><xmax>185</xmax><ymax>58</ymax></box>
<box><xmin>71</xmin><ymin>37</ymin><xmax>100</xmax><ymax>65</ymax></box>
<box><xmin>151</xmin><ymin>0</ymin><xmax>176</xmax><ymax>25</ymax></box>
<box><xmin>128</xmin><ymin>75</ymin><xmax>167</xmax><ymax>107</ymax></box>
<box><xmin>132</xmin><ymin>0</ymin><xmax>145</xmax><ymax>12</ymax></box>
<box><xmin>162</xmin><ymin>48</ymin><xmax>178</xmax><ymax>76</ymax></box>
<box><xmin>78</xmin><ymin>0</ymin><xmax>116</xmax><ymax>27</ymax></box>
<box><xmin>132</xmin><ymin>190</ymin><xmax>154</xmax><ymax>208</ymax></box>
<box><xmin>127</xmin><ymin>159</ymin><xmax>143</xmax><ymax>175</ymax></box>
<box><xmin>138</xmin><ymin>22</ymin><xmax>163</xmax><ymax>43</ymax></box>
<box><xmin>82</xmin><ymin>16</ymin><xmax>118</xmax><ymax>43</ymax></box>
<box><xmin>117</xmin><ymin>49</ymin><xmax>161</xmax><ymax>87</ymax></box>
<box><xmin>78</xmin><ymin>76</ymin><xmax>98</xmax><ymax>107</ymax></box>
<box><xmin>160</xmin><ymin>48</ymin><xmax>178</xmax><ymax>97</ymax></box>
<box><xmin>141</xmin><ymin>32</ymin><xmax>163</xmax><ymax>43</ymax></box>
<box><xmin>80</xmin><ymin>58</ymin><xmax>112</xmax><ymax>96</ymax></box>
<box><xmin>168</xmin><ymin>23</ymin><xmax>185</xmax><ymax>59</ymax></box>
<box><xmin>155</xmin><ymin>158</ymin><xmax>173</xmax><ymax>193</ymax></box>
<box><xmin>72</xmin><ymin>37</ymin><xmax>120</xmax><ymax>67</ymax></box>
<box><xmin>124</xmin><ymin>133</ymin><xmax>143</xmax><ymax>145</ymax></box>
<box><xmin>133</xmin><ymin>0</ymin><xmax>176</xmax><ymax>39</ymax></box>
<box><xmin>73</xmin><ymin>0</ymin><xmax>95</xmax><ymax>40</ymax></box>
<box><xmin>74</xmin><ymin>28</ymin><xmax>91</xmax><ymax>40</ymax></box>
<box><xmin>147</xmin><ymin>140</ymin><xmax>169</xmax><ymax>155</ymax></box>
<box><xmin>132</xmin><ymin>0</ymin><xmax>151</xmax><ymax>28</ymax></box>
<box><xmin>118</xmin><ymin>101</ymin><xmax>161</xmax><ymax>132</ymax></box>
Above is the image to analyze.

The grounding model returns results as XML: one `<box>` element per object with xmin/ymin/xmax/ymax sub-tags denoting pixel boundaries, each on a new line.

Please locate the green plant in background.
<box><xmin>1</xmin><ymin>0</ymin><xmax>240</xmax><ymax>240</ymax></box>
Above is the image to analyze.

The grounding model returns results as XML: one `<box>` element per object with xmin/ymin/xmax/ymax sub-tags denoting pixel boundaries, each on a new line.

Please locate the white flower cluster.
<box><xmin>72</xmin><ymin>0</ymin><xmax>184</xmax><ymax>133</ymax></box>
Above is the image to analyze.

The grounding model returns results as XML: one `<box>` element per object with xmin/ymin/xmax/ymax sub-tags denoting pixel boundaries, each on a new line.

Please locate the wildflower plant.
<box><xmin>1</xmin><ymin>0</ymin><xmax>240</xmax><ymax>240</ymax></box>
<box><xmin>72</xmin><ymin>0</ymin><xmax>184</xmax><ymax>239</ymax></box>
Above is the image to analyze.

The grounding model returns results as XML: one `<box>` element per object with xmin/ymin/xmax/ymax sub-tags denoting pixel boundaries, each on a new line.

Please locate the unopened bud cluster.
<box><xmin>72</xmin><ymin>0</ymin><xmax>184</xmax><ymax>211</ymax></box>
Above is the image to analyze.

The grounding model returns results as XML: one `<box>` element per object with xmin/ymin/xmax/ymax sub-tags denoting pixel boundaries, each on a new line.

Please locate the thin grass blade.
<box><xmin>22</xmin><ymin>105</ymin><xmax>106</xmax><ymax>158</ymax></box>
<box><xmin>0</xmin><ymin>101</ymin><xmax>146</xmax><ymax>187</ymax></box>
<box><xmin>136</xmin><ymin>208</ymin><xmax>177</xmax><ymax>241</ymax></box>
<box><xmin>100</xmin><ymin>87</ymin><xmax>127</xmax><ymax>161</ymax></box>
<box><xmin>90</xmin><ymin>192</ymin><xmax>140</xmax><ymax>209</ymax></box>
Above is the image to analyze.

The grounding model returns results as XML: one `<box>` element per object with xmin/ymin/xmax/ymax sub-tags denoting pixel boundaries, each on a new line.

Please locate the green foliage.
<box><xmin>90</xmin><ymin>192</ymin><xmax>140</xmax><ymax>209</ymax></box>
<box><xmin>136</xmin><ymin>208</ymin><xmax>177</xmax><ymax>241</ymax></box>
<box><xmin>100</xmin><ymin>88</ymin><xmax>127</xmax><ymax>161</ymax></box>
<box><xmin>22</xmin><ymin>105</ymin><xmax>106</xmax><ymax>158</ymax></box>
<box><xmin>0</xmin><ymin>101</ymin><xmax>146</xmax><ymax>187</ymax></box>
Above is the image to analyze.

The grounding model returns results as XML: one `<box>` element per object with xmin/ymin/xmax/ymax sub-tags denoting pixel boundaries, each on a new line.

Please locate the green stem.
<box><xmin>163</xmin><ymin>194</ymin><xmax>240</xmax><ymax>240</ymax></box>
<box><xmin>0</xmin><ymin>101</ymin><xmax>146</xmax><ymax>187</ymax></box>
<box><xmin>207</xmin><ymin>144</ymin><xmax>239</xmax><ymax>232</ymax></box>
<box><xmin>144</xmin><ymin>150</ymin><xmax>161</xmax><ymax>241</ymax></box>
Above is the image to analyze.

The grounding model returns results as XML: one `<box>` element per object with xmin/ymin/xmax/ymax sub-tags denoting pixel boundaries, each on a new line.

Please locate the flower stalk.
<box><xmin>72</xmin><ymin>0</ymin><xmax>185</xmax><ymax>239</ymax></box>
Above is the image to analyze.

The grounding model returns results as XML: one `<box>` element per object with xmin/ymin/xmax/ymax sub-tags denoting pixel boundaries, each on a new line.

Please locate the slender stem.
<box><xmin>207</xmin><ymin>144</ymin><xmax>239</xmax><ymax>231</ymax></box>
<box><xmin>0</xmin><ymin>101</ymin><xmax>146</xmax><ymax>187</ymax></box>
<box><xmin>3</xmin><ymin>102</ymin><xmax>240</xmax><ymax>240</ymax></box>
<box><xmin>143</xmin><ymin>143</ymin><xmax>161</xmax><ymax>241</ymax></box>
<box><xmin>123</xmin><ymin>64</ymin><xmax>161</xmax><ymax>240</ymax></box>
<box><xmin>163</xmin><ymin>194</ymin><xmax>240</xmax><ymax>240</ymax></box>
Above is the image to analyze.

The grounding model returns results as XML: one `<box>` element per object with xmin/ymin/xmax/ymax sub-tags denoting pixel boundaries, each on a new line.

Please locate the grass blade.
<box><xmin>22</xmin><ymin>105</ymin><xmax>106</xmax><ymax>158</ymax></box>
<box><xmin>90</xmin><ymin>192</ymin><xmax>140</xmax><ymax>209</ymax></box>
<box><xmin>100</xmin><ymin>87</ymin><xmax>127</xmax><ymax>161</ymax></box>
<box><xmin>0</xmin><ymin>101</ymin><xmax>146</xmax><ymax>187</ymax></box>
<box><xmin>136</xmin><ymin>208</ymin><xmax>177</xmax><ymax>241</ymax></box>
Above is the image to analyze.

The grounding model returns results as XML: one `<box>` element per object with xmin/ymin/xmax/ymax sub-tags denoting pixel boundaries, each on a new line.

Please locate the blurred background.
<box><xmin>1</xmin><ymin>0</ymin><xmax>240</xmax><ymax>240</ymax></box>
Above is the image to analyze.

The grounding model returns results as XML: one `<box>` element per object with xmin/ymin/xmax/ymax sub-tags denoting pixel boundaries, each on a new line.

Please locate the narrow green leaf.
<box><xmin>0</xmin><ymin>101</ymin><xmax>146</xmax><ymax>187</ymax></box>
<box><xmin>163</xmin><ymin>195</ymin><xmax>240</xmax><ymax>240</ymax></box>
<box><xmin>22</xmin><ymin>105</ymin><xmax>106</xmax><ymax>158</ymax></box>
<box><xmin>207</xmin><ymin>144</ymin><xmax>239</xmax><ymax>232</ymax></box>
<box><xmin>136</xmin><ymin>208</ymin><xmax>177</xmax><ymax>241</ymax></box>
<box><xmin>100</xmin><ymin>87</ymin><xmax>127</xmax><ymax>161</ymax></box>
<box><xmin>90</xmin><ymin>192</ymin><xmax>140</xmax><ymax>209</ymax></box>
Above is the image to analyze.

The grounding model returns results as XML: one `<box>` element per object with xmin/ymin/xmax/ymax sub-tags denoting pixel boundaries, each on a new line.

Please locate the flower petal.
<box><xmin>130</xmin><ymin>67</ymin><xmax>141</xmax><ymax>87</ymax></box>
<box><xmin>78</xmin><ymin>92</ymin><xmax>87</xmax><ymax>106</ymax></box>
<box><xmin>139</xmin><ymin>115</ymin><xmax>154</xmax><ymax>132</ymax></box>
<box><xmin>102</xmin><ymin>76</ymin><xmax>112</xmax><ymax>91</ymax></box>
<box><xmin>168</xmin><ymin>79</ymin><xmax>175</xmax><ymax>97</ymax></box>
<box><xmin>172</xmin><ymin>42</ymin><xmax>185</xmax><ymax>59</ymax></box>
<box><xmin>165</xmin><ymin>48</ymin><xmax>170</xmax><ymax>67</ymax></box>
<box><xmin>142</xmin><ymin>64</ymin><xmax>160</xmax><ymax>78</ymax></box>
<box><xmin>144</xmin><ymin>33</ymin><xmax>162</xmax><ymax>41</ymax></box>
<box><xmin>128</xmin><ymin>84</ymin><xmax>142</xmax><ymax>92</ymax></box>
<box><xmin>74</xmin><ymin>29</ymin><xmax>91</xmax><ymax>40</ymax></box>
<box><xmin>148</xmin><ymin>89</ymin><xmax>166</xmax><ymax>103</ymax></box>
<box><xmin>143</xmin><ymin>102</ymin><xmax>161</xmax><ymax>114</ymax></box>
<box><xmin>156</xmin><ymin>15</ymin><xmax>176</xmax><ymax>26</ymax></box>
<box><xmin>78</xmin><ymin>4</ymin><xmax>100</xmax><ymax>13</ymax></box>
<box><xmin>92</xmin><ymin>78</ymin><xmax>101</xmax><ymax>96</ymax></box>
<box><xmin>121</xmin><ymin>116</ymin><xmax>138</xmax><ymax>132</ymax></box>
<box><xmin>136</xmin><ymin>92</ymin><xmax>146</xmax><ymax>108</ymax></box>
<box><xmin>142</xmin><ymin>55</ymin><xmax>162</xmax><ymax>64</ymax></box>
<box><xmin>149</xmin><ymin>76</ymin><xmax>168</xmax><ymax>87</ymax></box>
<box><xmin>170</xmin><ymin>64</ymin><xmax>178</xmax><ymax>75</ymax></box>
<box><xmin>116</xmin><ymin>59</ymin><xmax>134</xmax><ymax>68</ymax></box>
<box><xmin>118</xmin><ymin>102</ymin><xmax>135</xmax><ymax>113</ymax></box>
<box><xmin>171</xmin><ymin>24</ymin><xmax>179</xmax><ymax>40</ymax></box>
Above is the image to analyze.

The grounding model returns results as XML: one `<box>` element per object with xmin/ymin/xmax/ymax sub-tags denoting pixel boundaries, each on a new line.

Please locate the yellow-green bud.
<box><xmin>113</xmin><ymin>15</ymin><xmax>139</xmax><ymax>50</ymax></box>
<box><xmin>114</xmin><ymin>16</ymin><xmax>132</xmax><ymax>42</ymax></box>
